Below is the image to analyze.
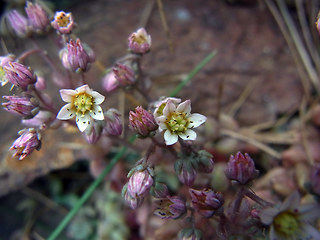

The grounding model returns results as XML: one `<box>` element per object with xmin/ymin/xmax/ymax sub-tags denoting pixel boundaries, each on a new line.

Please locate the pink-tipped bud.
<box><xmin>174</xmin><ymin>158</ymin><xmax>197</xmax><ymax>186</ymax></box>
<box><xmin>122</xmin><ymin>184</ymin><xmax>144</xmax><ymax>209</ymax></box>
<box><xmin>25</xmin><ymin>1</ymin><xmax>49</xmax><ymax>33</ymax></box>
<box><xmin>128</xmin><ymin>28</ymin><xmax>151</xmax><ymax>54</ymax></box>
<box><xmin>129</xmin><ymin>106</ymin><xmax>158</xmax><ymax>138</ymax></box>
<box><xmin>51</xmin><ymin>11</ymin><xmax>74</xmax><ymax>34</ymax></box>
<box><xmin>104</xmin><ymin>108</ymin><xmax>122</xmax><ymax>136</ymax></box>
<box><xmin>66</xmin><ymin>39</ymin><xmax>93</xmax><ymax>72</ymax></box>
<box><xmin>189</xmin><ymin>188</ymin><xmax>224</xmax><ymax>218</ymax></box>
<box><xmin>113</xmin><ymin>63</ymin><xmax>135</xmax><ymax>87</ymax></box>
<box><xmin>2</xmin><ymin>95</ymin><xmax>39</xmax><ymax>119</ymax></box>
<box><xmin>84</xmin><ymin>120</ymin><xmax>104</xmax><ymax>144</ymax></box>
<box><xmin>154</xmin><ymin>196</ymin><xmax>186</xmax><ymax>219</ymax></box>
<box><xmin>311</xmin><ymin>164</ymin><xmax>320</xmax><ymax>196</ymax></box>
<box><xmin>127</xmin><ymin>167</ymin><xmax>154</xmax><ymax>198</ymax></box>
<box><xmin>102</xmin><ymin>71</ymin><xmax>119</xmax><ymax>92</ymax></box>
<box><xmin>4</xmin><ymin>62</ymin><xmax>37</xmax><ymax>90</ymax></box>
<box><xmin>225</xmin><ymin>152</ymin><xmax>259</xmax><ymax>185</ymax></box>
<box><xmin>6</xmin><ymin>10</ymin><xmax>30</xmax><ymax>37</ymax></box>
<box><xmin>9</xmin><ymin>128</ymin><xmax>41</xmax><ymax>160</ymax></box>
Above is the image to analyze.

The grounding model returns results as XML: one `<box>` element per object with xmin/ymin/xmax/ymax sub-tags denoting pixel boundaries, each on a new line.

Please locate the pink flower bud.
<box><xmin>4</xmin><ymin>62</ymin><xmax>37</xmax><ymax>90</ymax></box>
<box><xmin>197</xmin><ymin>150</ymin><xmax>214</xmax><ymax>173</ymax></box>
<box><xmin>154</xmin><ymin>196</ymin><xmax>186</xmax><ymax>219</ymax></box>
<box><xmin>189</xmin><ymin>188</ymin><xmax>224</xmax><ymax>218</ymax></box>
<box><xmin>2</xmin><ymin>95</ymin><xmax>39</xmax><ymax>119</ymax></box>
<box><xmin>66</xmin><ymin>39</ymin><xmax>93</xmax><ymax>72</ymax></box>
<box><xmin>25</xmin><ymin>1</ymin><xmax>49</xmax><ymax>33</ymax></box>
<box><xmin>51</xmin><ymin>11</ymin><xmax>74</xmax><ymax>34</ymax></box>
<box><xmin>9</xmin><ymin>128</ymin><xmax>41</xmax><ymax>160</ymax></box>
<box><xmin>104</xmin><ymin>108</ymin><xmax>122</xmax><ymax>136</ymax></box>
<box><xmin>129</xmin><ymin>106</ymin><xmax>158</xmax><ymax>138</ymax></box>
<box><xmin>174</xmin><ymin>158</ymin><xmax>197</xmax><ymax>186</ymax></box>
<box><xmin>122</xmin><ymin>184</ymin><xmax>144</xmax><ymax>209</ymax></box>
<box><xmin>84</xmin><ymin>120</ymin><xmax>104</xmax><ymax>144</ymax></box>
<box><xmin>102</xmin><ymin>71</ymin><xmax>119</xmax><ymax>92</ymax></box>
<box><xmin>113</xmin><ymin>63</ymin><xmax>135</xmax><ymax>87</ymax></box>
<box><xmin>6</xmin><ymin>10</ymin><xmax>30</xmax><ymax>37</ymax></box>
<box><xmin>127</xmin><ymin>168</ymin><xmax>154</xmax><ymax>198</ymax></box>
<box><xmin>225</xmin><ymin>152</ymin><xmax>259</xmax><ymax>185</ymax></box>
<box><xmin>128</xmin><ymin>28</ymin><xmax>151</xmax><ymax>54</ymax></box>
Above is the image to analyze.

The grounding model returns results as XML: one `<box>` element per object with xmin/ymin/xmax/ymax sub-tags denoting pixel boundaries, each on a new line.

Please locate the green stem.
<box><xmin>47</xmin><ymin>50</ymin><xmax>217</xmax><ymax>240</ymax></box>
<box><xmin>169</xmin><ymin>50</ymin><xmax>217</xmax><ymax>97</ymax></box>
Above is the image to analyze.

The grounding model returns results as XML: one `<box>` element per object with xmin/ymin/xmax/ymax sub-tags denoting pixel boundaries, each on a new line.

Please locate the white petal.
<box><xmin>163</xmin><ymin>100</ymin><xmax>176</xmax><ymax>116</ymax></box>
<box><xmin>89</xmin><ymin>105</ymin><xmax>104</xmax><ymax>120</ymax></box>
<box><xmin>76</xmin><ymin>114</ymin><xmax>91</xmax><ymax>132</ymax></box>
<box><xmin>188</xmin><ymin>113</ymin><xmax>207</xmax><ymax>128</ymax></box>
<box><xmin>60</xmin><ymin>89</ymin><xmax>76</xmax><ymax>102</ymax></box>
<box><xmin>164</xmin><ymin>130</ymin><xmax>178</xmax><ymax>145</ymax></box>
<box><xmin>280</xmin><ymin>191</ymin><xmax>300</xmax><ymax>212</ymax></box>
<box><xmin>158</xmin><ymin>122</ymin><xmax>167</xmax><ymax>131</ymax></box>
<box><xmin>301</xmin><ymin>224</ymin><xmax>320</xmax><ymax>239</ymax></box>
<box><xmin>91</xmin><ymin>91</ymin><xmax>105</xmax><ymax>104</ymax></box>
<box><xmin>176</xmin><ymin>100</ymin><xmax>191</xmax><ymax>115</ymax></box>
<box><xmin>156</xmin><ymin>115</ymin><xmax>167</xmax><ymax>124</ymax></box>
<box><xmin>260</xmin><ymin>208</ymin><xmax>279</xmax><ymax>225</ymax></box>
<box><xmin>76</xmin><ymin>84</ymin><xmax>90</xmax><ymax>93</ymax></box>
<box><xmin>179</xmin><ymin>129</ymin><xmax>196</xmax><ymax>141</ymax></box>
<box><xmin>57</xmin><ymin>103</ymin><xmax>76</xmax><ymax>120</ymax></box>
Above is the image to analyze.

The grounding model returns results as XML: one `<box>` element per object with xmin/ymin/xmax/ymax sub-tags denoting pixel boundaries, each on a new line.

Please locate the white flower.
<box><xmin>260</xmin><ymin>191</ymin><xmax>320</xmax><ymax>240</ymax></box>
<box><xmin>57</xmin><ymin>84</ymin><xmax>105</xmax><ymax>132</ymax></box>
<box><xmin>156</xmin><ymin>99</ymin><xmax>207</xmax><ymax>145</ymax></box>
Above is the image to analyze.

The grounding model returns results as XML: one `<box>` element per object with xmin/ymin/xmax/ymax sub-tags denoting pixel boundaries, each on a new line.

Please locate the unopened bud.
<box><xmin>129</xmin><ymin>106</ymin><xmax>158</xmax><ymax>138</ymax></box>
<box><xmin>102</xmin><ymin>71</ymin><xmax>119</xmax><ymax>92</ymax></box>
<box><xmin>127</xmin><ymin>167</ymin><xmax>154</xmax><ymax>198</ymax></box>
<box><xmin>25</xmin><ymin>1</ymin><xmax>49</xmax><ymax>33</ymax></box>
<box><xmin>189</xmin><ymin>188</ymin><xmax>224</xmax><ymax>218</ymax></box>
<box><xmin>4</xmin><ymin>62</ymin><xmax>37</xmax><ymax>91</ymax></box>
<box><xmin>196</xmin><ymin>150</ymin><xmax>214</xmax><ymax>173</ymax></box>
<box><xmin>84</xmin><ymin>120</ymin><xmax>104</xmax><ymax>144</ymax></box>
<box><xmin>113</xmin><ymin>63</ymin><xmax>135</xmax><ymax>87</ymax></box>
<box><xmin>104</xmin><ymin>108</ymin><xmax>122</xmax><ymax>136</ymax></box>
<box><xmin>151</xmin><ymin>182</ymin><xmax>169</xmax><ymax>198</ymax></box>
<box><xmin>174</xmin><ymin>156</ymin><xmax>198</xmax><ymax>186</ymax></box>
<box><xmin>2</xmin><ymin>95</ymin><xmax>39</xmax><ymax>119</ymax></box>
<box><xmin>225</xmin><ymin>152</ymin><xmax>259</xmax><ymax>185</ymax></box>
<box><xmin>66</xmin><ymin>39</ymin><xmax>93</xmax><ymax>72</ymax></box>
<box><xmin>6</xmin><ymin>10</ymin><xmax>30</xmax><ymax>37</ymax></box>
<box><xmin>9</xmin><ymin>128</ymin><xmax>41</xmax><ymax>160</ymax></box>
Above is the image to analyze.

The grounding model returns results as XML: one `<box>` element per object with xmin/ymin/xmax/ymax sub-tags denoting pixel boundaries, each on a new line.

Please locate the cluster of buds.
<box><xmin>189</xmin><ymin>188</ymin><xmax>224</xmax><ymax>218</ymax></box>
<box><xmin>175</xmin><ymin>150</ymin><xmax>214</xmax><ymax>186</ymax></box>
<box><xmin>129</xmin><ymin>106</ymin><xmax>158</xmax><ymax>138</ymax></box>
<box><xmin>122</xmin><ymin>164</ymin><xmax>154</xmax><ymax>209</ymax></box>
<box><xmin>6</xmin><ymin>1</ymin><xmax>49</xmax><ymax>37</ymax></box>
<box><xmin>9</xmin><ymin>128</ymin><xmax>41</xmax><ymax>160</ymax></box>
<box><xmin>225</xmin><ymin>152</ymin><xmax>259</xmax><ymax>185</ymax></box>
<box><xmin>2</xmin><ymin>95</ymin><xmax>39</xmax><ymax>119</ymax></box>
<box><xmin>128</xmin><ymin>28</ymin><xmax>152</xmax><ymax>54</ymax></box>
<box><xmin>60</xmin><ymin>39</ymin><xmax>95</xmax><ymax>73</ymax></box>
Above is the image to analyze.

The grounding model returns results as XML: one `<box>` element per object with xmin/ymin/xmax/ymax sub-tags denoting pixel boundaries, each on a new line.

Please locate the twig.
<box><xmin>220</xmin><ymin>128</ymin><xmax>281</xmax><ymax>159</ymax></box>
<box><xmin>139</xmin><ymin>0</ymin><xmax>156</xmax><ymax>28</ymax></box>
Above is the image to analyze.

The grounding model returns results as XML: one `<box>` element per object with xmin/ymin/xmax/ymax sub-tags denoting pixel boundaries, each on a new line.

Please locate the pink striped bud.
<box><xmin>6</xmin><ymin>10</ymin><xmax>30</xmax><ymax>37</ymax></box>
<box><xmin>2</xmin><ymin>95</ymin><xmax>39</xmax><ymax>119</ymax></box>
<box><xmin>174</xmin><ymin>157</ymin><xmax>198</xmax><ymax>186</ymax></box>
<box><xmin>129</xmin><ymin>106</ymin><xmax>158</xmax><ymax>138</ymax></box>
<box><xmin>113</xmin><ymin>63</ymin><xmax>135</xmax><ymax>87</ymax></box>
<box><xmin>127</xmin><ymin>167</ymin><xmax>154</xmax><ymax>198</ymax></box>
<box><xmin>25</xmin><ymin>1</ymin><xmax>49</xmax><ymax>33</ymax></box>
<box><xmin>104</xmin><ymin>108</ymin><xmax>122</xmax><ymax>136</ymax></box>
<box><xmin>4</xmin><ymin>62</ymin><xmax>37</xmax><ymax>90</ymax></box>
<box><xmin>9</xmin><ymin>128</ymin><xmax>41</xmax><ymax>160</ymax></box>
<box><xmin>122</xmin><ymin>184</ymin><xmax>144</xmax><ymax>209</ymax></box>
<box><xmin>189</xmin><ymin>188</ymin><xmax>224</xmax><ymax>218</ymax></box>
<box><xmin>225</xmin><ymin>152</ymin><xmax>259</xmax><ymax>185</ymax></box>
<box><xmin>66</xmin><ymin>39</ymin><xmax>93</xmax><ymax>72</ymax></box>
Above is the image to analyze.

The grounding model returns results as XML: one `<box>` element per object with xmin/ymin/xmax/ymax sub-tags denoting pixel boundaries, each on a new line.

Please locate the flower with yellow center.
<box><xmin>57</xmin><ymin>85</ymin><xmax>105</xmax><ymax>132</ymax></box>
<box><xmin>260</xmin><ymin>191</ymin><xmax>320</xmax><ymax>240</ymax></box>
<box><xmin>156</xmin><ymin>99</ymin><xmax>207</xmax><ymax>145</ymax></box>
<box><xmin>51</xmin><ymin>11</ymin><xmax>74</xmax><ymax>34</ymax></box>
